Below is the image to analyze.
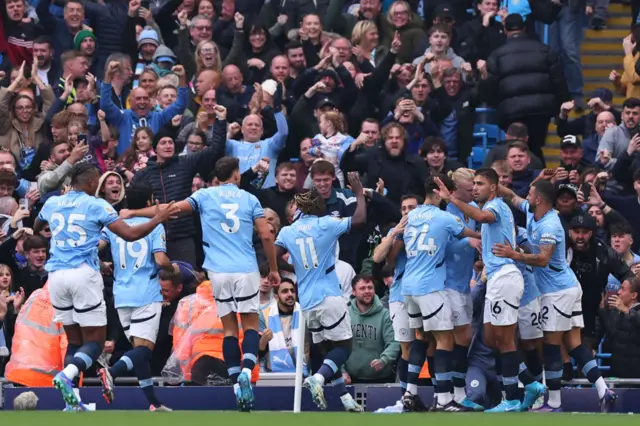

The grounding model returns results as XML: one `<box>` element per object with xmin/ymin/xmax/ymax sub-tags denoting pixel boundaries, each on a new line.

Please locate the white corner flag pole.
<box><xmin>293</xmin><ymin>310</ymin><xmax>306</xmax><ymax>413</ymax></box>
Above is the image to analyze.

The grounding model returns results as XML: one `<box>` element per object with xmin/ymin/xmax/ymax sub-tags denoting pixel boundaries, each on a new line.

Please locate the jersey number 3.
<box><xmin>50</xmin><ymin>213</ymin><xmax>86</xmax><ymax>247</ymax></box>
<box><xmin>221</xmin><ymin>203</ymin><xmax>240</xmax><ymax>233</ymax></box>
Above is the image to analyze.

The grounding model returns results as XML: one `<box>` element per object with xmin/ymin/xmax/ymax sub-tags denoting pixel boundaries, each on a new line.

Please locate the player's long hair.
<box><xmin>294</xmin><ymin>190</ymin><xmax>325</xmax><ymax>216</ymax></box>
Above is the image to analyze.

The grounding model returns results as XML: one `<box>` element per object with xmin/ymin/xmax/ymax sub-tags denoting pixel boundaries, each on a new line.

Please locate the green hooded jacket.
<box><xmin>345</xmin><ymin>295</ymin><xmax>400</xmax><ymax>381</ymax></box>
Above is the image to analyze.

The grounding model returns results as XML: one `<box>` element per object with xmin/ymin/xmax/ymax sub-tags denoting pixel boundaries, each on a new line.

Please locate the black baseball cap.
<box><xmin>561</xmin><ymin>134</ymin><xmax>582</xmax><ymax>149</ymax></box>
<box><xmin>316</xmin><ymin>97</ymin><xmax>336</xmax><ymax>110</ymax></box>
<box><xmin>504</xmin><ymin>14</ymin><xmax>525</xmax><ymax>31</ymax></box>
<box><xmin>569</xmin><ymin>214</ymin><xmax>596</xmax><ymax>231</ymax></box>
<box><xmin>434</xmin><ymin>4</ymin><xmax>454</xmax><ymax>20</ymax></box>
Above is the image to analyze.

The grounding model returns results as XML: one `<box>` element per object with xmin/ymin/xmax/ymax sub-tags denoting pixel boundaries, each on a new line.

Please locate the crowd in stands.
<box><xmin>0</xmin><ymin>0</ymin><xmax>639</xmax><ymax>404</ymax></box>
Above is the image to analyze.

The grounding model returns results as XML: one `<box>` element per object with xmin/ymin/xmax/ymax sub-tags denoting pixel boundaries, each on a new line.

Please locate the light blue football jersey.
<box><xmin>101</xmin><ymin>217</ymin><xmax>166</xmax><ymax>308</ymax></box>
<box><xmin>516</xmin><ymin>227</ymin><xmax>540</xmax><ymax>306</ymax></box>
<box><xmin>402</xmin><ymin>204</ymin><xmax>465</xmax><ymax>297</ymax></box>
<box><xmin>481</xmin><ymin>197</ymin><xmax>516</xmax><ymax>279</ymax></box>
<box><xmin>188</xmin><ymin>183</ymin><xmax>264</xmax><ymax>273</ymax></box>
<box><xmin>607</xmin><ymin>253</ymin><xmax>640</xmax><ymax>292</ymax></box>
<box><xmin>275</xmin><ymin>215</ymin><xmax>351</xmax><ymax>310</ymax></box>
<box><xmin>38</xmin><ymin>191</ymin><xmax>119</xmax><ymax>272</ymax></box>
<box><xmin>518</xmin><ymin>200</ymin><xmax>579</xmax><ymax>294</ymax></box>
<box><xmin>387</xmin><ymin>229</ymin><xmax>407</xmax><ymax>304</ymax></box>
<box><xmin>445</xmin><ymin>201</ymin><xmax>478</xmax><ymax>294</ymax></box>
<box><xmin>225</xmin><ymin>112</ymin><xmax>288</xmax><ymax>188</ymax></box>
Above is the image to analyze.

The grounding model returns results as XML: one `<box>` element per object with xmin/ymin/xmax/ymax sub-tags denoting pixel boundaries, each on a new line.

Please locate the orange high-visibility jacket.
<box><xmin>171</xmin><ymin>282</ymin><xmax>259</xmax><ymax>383</ymax></box>
<box><xmin>5</xmin><ymin>284</ymin><xmax>68</xmax><ymax>387</ymax></box>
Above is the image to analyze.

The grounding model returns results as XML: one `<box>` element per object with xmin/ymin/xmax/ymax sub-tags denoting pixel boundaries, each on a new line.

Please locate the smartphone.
<box><xmin>579</xmin><ymin>183</ymin><xmax>590</xmax><ymax>201</ymax></box>
<box><xmin>543</xmin><ymin>168</ymin><xmax>556</xmax><ymax>176</ymax></box>
<box><xmin>141</xmin><ymin>0</ymin><xmax>150</xmax><ymax>9</ymax></box>
<box><xmin>19</xmin><ymin>198</ymin><xmax>29</xmax><ymax>211</ymax></box>
<box><xmin>78</xmin><ymin>133</ymin><xmax>87</xmax><ymax>145</ymax></box>
<box><xmin>29</xmin><ymin>182</ymin><xmax>37</xmax><ymax>192</ymax></box>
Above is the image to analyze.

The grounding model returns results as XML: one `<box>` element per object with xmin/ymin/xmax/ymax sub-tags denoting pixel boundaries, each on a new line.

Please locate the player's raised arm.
<box><xmin>434</xmin><ymin>177</ymin><xmax>496</xmax><ymax>224</ymax></box>
<box><xmin>497</xmin><ymin>184</ymin><xmax>526</xmax><ymax>212</ymax></box>
<box><xmin>347</xmin><ymin>172</ymin><xmax>367</xmax><ymax>227</ymax></box>
<box><xmin>154</xmin><ymin>252</ymin><xmax>181</xmax><ymax>273</ymax></box>
<box><xmin>255</xmin><ymin>217</ymin><xmax>280</xmax><ymax>287</ymax></box>
<box><xmin>120</xmin><ymin>200</ymin><xmax>193</xmax><ymax>219</ymax></box>
<box><xmin>108</xmin><ymin>201</ymin><xmax>179</xmax><ymax>242</ymax></box>
<box><xmin>372</xmin><ymin>216</ymin><xmax>406</xmax><ymax>265</ymax></box>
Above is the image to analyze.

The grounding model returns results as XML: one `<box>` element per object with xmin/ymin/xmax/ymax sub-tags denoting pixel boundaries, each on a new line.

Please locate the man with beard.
<box><xmin>241</xmin><ymin>161</ymin><xmax>298</xmax><ymax>225</ymax></box>
<box><xmin>597</xmin><ymin>97</ymin><xmax>640</xmax><ymax>171</ymax></box>
<box><xmin>567</xmin><ymin>214</ymin><xmax>632</xmax><ymax>351</ymax></box>
<box><xmin>344</xmin><ymin>275</ymin><xmax>399</xmax><ymax>384</ymax></box>
<box><xmin>32</xmin><ymin>36</ymin><xmax>57</xmax><ymax>88</ymax></box>
<box><xmin>37</xmin><ymin>140</ymin><xmax>88</xmax><ymax>195</ymax></box>
<box><xmin>497</xmin><ymin>181</ymin><xmax>618</xmax><ymax>412</ymax></box>
<box><xmin>341</xmin><ymin>123</ymin><xmax>428</xmax><ymax>205</ymax></box>
<box><xmin>285</xmin><ymin>42</ymin><xmax>306</xmax><ymax>80</ymax></box>
<box><xmin>74</xmin><ymin>29</ymin><xmax>99</xmax><ymax>76</ymax></box>
<box><xmin>258</xmin><ymin>279</ymin><xmax>307</xmax><ymax>374</ymax></box>
<box><xmin>101</xmin><ymin>61</ymin><xmax>188</xmax><ymax>155</ymax></box>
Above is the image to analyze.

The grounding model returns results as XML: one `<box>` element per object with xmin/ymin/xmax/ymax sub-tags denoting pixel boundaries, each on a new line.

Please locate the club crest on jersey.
<box><xmin>161</xmin><ymin>233</ymin><xmax>166</xmax><ymax>242</ymax></box>
<box><xmin>455</xmin><ymin>216</ymin><xmax>463</xmax><ymax>224</ymax></box>
<box><xmin>254</xmin><ymin>144</ymin><xmax>261</xmax><ymax>150</ymax></box>
<box><xmin>104</xmin><ymin>206</ymin><xmax>115</xmax><ymax>214</ymax></box>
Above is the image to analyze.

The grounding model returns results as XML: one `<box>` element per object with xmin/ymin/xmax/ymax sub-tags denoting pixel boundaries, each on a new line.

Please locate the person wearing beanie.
<box><xmin>73</xmin><ymin>29</ymin><xmax>95</xmax><ymax>52</ymax></box>
<box><xmin>138</xmin><ymin>28</ymin><xmax>160</xmax><ymax>63</ymax></box>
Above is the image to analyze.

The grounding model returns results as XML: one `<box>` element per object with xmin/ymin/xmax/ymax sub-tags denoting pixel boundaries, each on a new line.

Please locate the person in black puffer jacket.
<box><xmin>597</xmin><ymin>277</ymin><xmax>640</xmax><ymax>379</ymax></box>
<box><xmin>482</xmin><ymin>13</ymin><xmax>569</xmax><ymax>164</ymax></box>
<box><xmin>128</xmin><ymin>109</ymin><xmax>227</xmax><ymax>268</ymax></box>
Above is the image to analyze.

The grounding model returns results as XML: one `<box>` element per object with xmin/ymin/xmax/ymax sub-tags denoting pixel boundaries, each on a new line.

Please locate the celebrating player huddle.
<box><xmin>377</xmin><ymin>168</ymin><xmax>617</xmax><ymax>413</ymax></box>
<box><xmin>35</xmin><ymin>155</ymin><xmax>617</xmax><ymax>414</ymax></box>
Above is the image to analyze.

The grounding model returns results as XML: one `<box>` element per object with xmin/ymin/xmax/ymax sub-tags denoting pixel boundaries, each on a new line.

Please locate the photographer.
<box><xmin>596</xmin><ymin>97</ymin><xmax>640</xmax><ymax>171</ymax></box>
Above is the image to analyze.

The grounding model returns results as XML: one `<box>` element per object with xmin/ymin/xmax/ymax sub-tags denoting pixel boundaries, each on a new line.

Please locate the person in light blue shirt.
<box><xmin>372</xmin><ymin>194</ymin><xmax>421</xmax><ymax>401</ymax></box>
<box><xmin>168</xmin><ymin>156</ymin><xmax>279</xmax><ymax>412</ymax></box>
<box><xmin>225</xmin><ymin>96</ymin><xmax>288</xmax><ymax>189</ymax></box>
<box><xmin>97</xmin><ymin>183</ymin><xmax>177</xmax><ymax>412</ymax></box>
<box><xmin>444</xmin><ymin>168</ymin><xmax>483</xmax><ymax>411</ymax></box>
<box><xmin>496</xmin><ymin>180</ymin><xmax>617</xmax><ymax>412</ymax></box>
<box><xmin>274</xmin><ymin>172</ymin><xmax>367</xmax><ymax>412</ymax></box>
<box><xmin>434</xmin><ymin>168</ymin><xmax>524</xmax><ymax>412</ymax></box>
<box><xmin>514</xmin><ymin>226</ymin><xmax>544</xmax><ymax>396</ymax></box>
<box><xmin>33</xmin><ymin>162</ymin><xmax>175</xmax><ymax>411</ymax></box>
<box><xmin>398</xmin><ymin>175</ymin><xmax>477</xmax><ymax>413</ymax></box>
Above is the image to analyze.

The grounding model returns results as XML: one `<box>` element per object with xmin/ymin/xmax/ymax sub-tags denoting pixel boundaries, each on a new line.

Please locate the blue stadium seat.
<box><xmin>474</xmin><ymin>123</ymin><xmax>502</xmax><ymax>147</ymax></box>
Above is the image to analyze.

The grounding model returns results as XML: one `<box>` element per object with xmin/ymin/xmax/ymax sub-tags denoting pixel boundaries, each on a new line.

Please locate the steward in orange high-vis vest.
<box><xmin>163</xmin><ymin>281</ymin><xmax>259</xmax><ymax>385</ymax></box>
<box><xmin>5</xmin><ymin>283</ymin><xmax>68</xmax><ymax>387</ymax></box>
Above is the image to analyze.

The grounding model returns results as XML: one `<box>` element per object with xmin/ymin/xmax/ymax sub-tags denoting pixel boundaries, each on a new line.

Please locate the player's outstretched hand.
<box><xmin>468</xmin><ymin>237</ymin><xmax>482</xmax><ymax>252</ymax></box>
<box><xmin>155</xmin><ymin>200</ymin><xmax>177</xmax><ymax>222</ymax></box>
<box><xmin>433</xmin><ymin>177</ymin><xmax>452</xmax><ymax>202</ymax></box>
<box><xmin>491</xmin><ymin>239</ymin><xmax>515</xmax><ymax>259</ymax></box>
<box><xmin>268</xmin><ymin>270</ymin><xmax>281</xmax><ymax>287</ymax></box>
<box><xmin>348</xmin><ymin>172</ymin><xmax>364</xmax><ymax>196</ymax></box>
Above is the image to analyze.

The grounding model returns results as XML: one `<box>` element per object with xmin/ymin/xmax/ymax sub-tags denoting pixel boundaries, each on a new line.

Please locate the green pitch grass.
<box><xmin>0</xmin><ymin>412</ymin><xmax>637</xmax><ymax>425</ymax></box>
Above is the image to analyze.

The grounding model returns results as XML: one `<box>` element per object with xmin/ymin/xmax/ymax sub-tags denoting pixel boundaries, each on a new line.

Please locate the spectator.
<box><xmin>483</xmin><ymin>122</ymin><xmax>545</xmax><ymax>168</ymax></box>
<box><xmin>568</xmin><ymin>213</ymin><xmax>633</xmax><ymax>350</ymax></box>
<box><xmin>483</xmin><ymin>13</ymin><xmax>569</xmax><ymax>162</ymax></box>
<box><xmin>457</xmin><ymin>0</ymin><xmax>506</xmax><ymax>63</ymax></box>
<box><xmin>101</xmin><ymin>61</ymin><xmax>188</xmax><ymax>155</ymax></box>
<box><xmin>344</xmin><ymin>274</ymin><xmax>399</xmax><ymax>384</ymax></box>
<box><xmin>383</xmin><ymin>1</ymin><xmax>427</xmax><ymax>64</ymax></box>
<box><xmin>558</xmin><ymin>135</ymin><xmax>589</xmax><ymax>181</ymax></box>
<box><xmin>241</xmin><ymin>161</ymin><xmax>298</xmax><ymax>226</ymax></box>
<box><xmin>413</xmin><ymin>24</ymin><xmax>465</xmax><ymax>75</ymax></box>
<box><xmin>610</xmin><ymin>29</ymin><xmax>640</xmax><ymax>99</ymax></box>
<box><xmin>420</xmin><ymin>136</ymin><xmax>463</xmax><ymax>178</ymax></box>
<box><xmin>293</xmin><ymin>138</ymin><xmax>316</xmax><ymax>192</ymax></box>
<box><xmin>127</xmin><ymin>106</ymin><xmax>228</xmax><ymax>266</ymax></box>
<box><xmin>258</xmin><ymin>278</ymin><xmax>307</xmax><ymax>374</ymax></box>
<box><xmin>596</xmin><ymin>97</ymin><xmax>640</xmax><ymax>171</ymax></box>
<box><xmin>583</xmin><ymin>111</ymin><xmax>616</xmax><ymax>166</ymax></box>
<box><xmin>557</xmin><ymin>88</ymin><xmax>621</xmax><ymax>140</ymax></box>
<box><xmin>598</xmin><ymin>277</ymin><xmax>640</xmax><ymax>378</ymax></box>
<box><xmin>506</xmin><ymin>141</ymin><xmax>537</xmax><ymax>196</ymax></box>
<box><xmin>37</xmin><ymin>141</ymin><xmax>88</xmax><ymax>195</ymax></box>
<box><xmin>607</xmin><ymin>222</ymin><xmax>640</xmax><ymax>292</ymax></box>
<box><xmin>36</xmin><ymin>0</ymin><xmax>85</xmax><ymax>68</ymax></box>
<box><xmin>341</xmin><ymin>122</ymin><xmax>428</xmax><ymax>204</ymax></box>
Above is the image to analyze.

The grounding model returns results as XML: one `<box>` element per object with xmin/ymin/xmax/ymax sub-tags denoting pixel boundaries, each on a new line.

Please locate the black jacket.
<box><xmin>598</xmin><ymin>304</ymin><xmax>640</xmax><ymax>378</ymax></box>
<box><xmin>569</xmin><ymin>239</ymin><xmax>634</xmax><ymax>336</ymax></box>
<box><xmin>340</xmin><ymin>146</ymin><xmax>428</xmax><ymax>205</ymax></box>
<box><xmin>240</xmin><ymin>168</ymin><xmax>297</xmax><ymax>226</ymax></box>
<box><xmin>432</xmin><ymin>84</ymin><xmax>480</xmax><ymax>162</ymax></box>
<box><xmin>556</xmin><ymin>108</ymin><xmax>622</xmax><ymax>140</ymax></box>
<box><xmin>483</xmin><ymin>33</ymin><xmax>569</xmax><ymax>126</ymax></box>
<box><xmin>131</xmin><ymin>119</ymin><xmax>227</xmax><ymax>241</ymax></box>
<box><xmin>457</xmin><ymin>16</ymin><xmax>506</xmax><ymax>64</ymax></box>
